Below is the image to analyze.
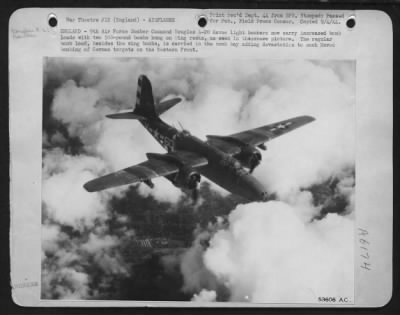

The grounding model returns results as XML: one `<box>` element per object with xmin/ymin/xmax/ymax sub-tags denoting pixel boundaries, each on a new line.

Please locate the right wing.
<box><xmin>84</xmin><ymin>150</ymin><xmax>207</xmax><ymax>192</ymax></box>
<box><xmin>227</xmin><ymin>116</ymin><xmax>315</xmax><ymax>147</ymax></box>
<box><xmin>207</xmin><ymin>116</ymin><xmax>315</xmax><ymax>155</ymax></box>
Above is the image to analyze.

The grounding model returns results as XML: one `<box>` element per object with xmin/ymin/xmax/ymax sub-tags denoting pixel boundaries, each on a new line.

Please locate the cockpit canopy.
<box><xmin>179</xmin><ymin>130</ymin><xmax>191</xmax><ymax>137</ymax></box>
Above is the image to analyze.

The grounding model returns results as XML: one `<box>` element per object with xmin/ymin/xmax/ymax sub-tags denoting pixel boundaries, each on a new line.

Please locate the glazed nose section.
<box><xmin>242</xmin><ymin>175</ymin><xmax>268</xmax><ymax>202</ymax></box>
<box><xmin>260</xmin><ymin>191</ymin><xmax>269</xmax><ymax>201</ymax></box>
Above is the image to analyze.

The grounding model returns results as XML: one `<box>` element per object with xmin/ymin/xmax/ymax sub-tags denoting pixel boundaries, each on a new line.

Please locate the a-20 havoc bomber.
<box><xmin>84</xmin><ymin>75</ymin><xmax>315</xmax><ymax>202</ymax></box>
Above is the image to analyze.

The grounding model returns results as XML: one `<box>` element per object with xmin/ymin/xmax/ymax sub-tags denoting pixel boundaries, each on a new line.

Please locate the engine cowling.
<box><xmin>234</xmin><ymin>146</ymin><xmax>262</xmax><ymax>172</ymax></box>
<box><xmin>171</xmin><ymin>168</ymin><xmax>201</xmax><ymax>190</ymax></box>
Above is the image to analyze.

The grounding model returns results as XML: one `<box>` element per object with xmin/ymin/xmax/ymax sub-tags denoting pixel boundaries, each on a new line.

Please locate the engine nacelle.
<box><xmin>234</xmin><ymin>146</ymin><xmax>262</xmax><ymax>172</ymax></box>
<box><xmin>170</xmin><ymin>167</ymin><xmax>201</xmax><ymax>190</ymax></box>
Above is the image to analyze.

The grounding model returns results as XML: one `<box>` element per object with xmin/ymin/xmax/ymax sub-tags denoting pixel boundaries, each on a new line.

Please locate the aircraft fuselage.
<box><xmin>141</xmin><ymin>118</ymin><xmax>267</xmax><ymax>201</ymax></box>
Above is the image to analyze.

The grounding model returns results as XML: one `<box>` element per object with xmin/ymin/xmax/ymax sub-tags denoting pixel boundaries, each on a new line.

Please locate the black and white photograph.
<box><xmin>41</xmin><ymin>58</ymin><xmax>356</xmax><ymax>303</ymax></box>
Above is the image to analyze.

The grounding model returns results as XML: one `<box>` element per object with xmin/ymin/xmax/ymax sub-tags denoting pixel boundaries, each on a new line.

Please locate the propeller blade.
<box><xmin>143</xmin><ymin>179</ymin><xmax>154</xmax><ymax>188</ymax></box>
<box><xmin>191</xmin><ymin>188</ymin><xmax>199</xmax><ymax>203</ymax></box>
<box><xmin>258</xmin><ymin>143</ymin><xmax>267</xmax><ymax>150</ymax></box>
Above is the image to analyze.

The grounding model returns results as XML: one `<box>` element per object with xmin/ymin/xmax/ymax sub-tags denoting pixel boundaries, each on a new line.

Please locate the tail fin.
<box><xmin>106</xmin><ymin>75</ymin><xmax>157</xmax><ymax>120</ymax></box>
<box><xmin>106</xmin><ymin>75</ymin><xmax>181</xmax><ymax>120</ymax></box>
<box><xmin>133</xmin><ymin>75</ymin><xmax>157</xmax><ymax>118</ymax></box>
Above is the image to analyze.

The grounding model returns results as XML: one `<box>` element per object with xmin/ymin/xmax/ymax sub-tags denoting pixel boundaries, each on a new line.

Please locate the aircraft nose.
<box><xmin>242</xmin><ymin>175</ymin><xmax>268</xmax><ymax>202</ymax></box>
<box><xmin>260</xmin><ymin>191</ymin><xmax>269</xmax><ymax>201</ymax></box>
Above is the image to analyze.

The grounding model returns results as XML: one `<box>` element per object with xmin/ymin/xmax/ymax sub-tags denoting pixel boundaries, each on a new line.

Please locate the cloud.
<box><xmin>242</xmin><ymin>61</ymin><xmax>355</xmax><ymax>199</ymax></box>
<box><xmin>41</xmin><ymin>222</ymin><xmax>132</xmax><ymax>299</ymax></box>
<box><xmin>51</xmin><ymin>80</ymin><xmax>104</xmax><ymax>136</ymax></box>
<box><xmin>81</xmin><ymin>233</ymin><xmax>131</xmax><ymax>276</ymax></box>
<box><xmin>191</xmin><ymin>289</ymin><xmax>217</xmax><ymax>302</ymax></box>
<box><xmin>42</xmin><ymin>149</ymin><xmax>108</xmax><ymax>230</ymax></box>
<box><xmin>41</xmin><ymin>148</ymin><xmax>133</xmax><ymax>299</ymax></box>
<box><xmin>336</xmin><ymin>172</ymin><xmax>356</xmax><ymax>215</ymax></box>
<box><xmin>137</xmin><ymin>177</ymin><xmax>183</xmax><ymax>204</ymax></box>
<box><xmin>203</xmin><ymin>201</ymin><xmax>354</xmax><ymax>303</ymax></box>
<box><xmin>42</xmin><ymin>266</ymin><xmax>90</xmax><ymax>300</ymax></box>
<box><xmin>160</xmin><ymin>60</ymin><xmax>356</xmax><ymax>204</ymax></box>
<box><xmin>180</xmin><ymin>229</ymin><xmax>220</xmax><ymax>294</ymax></box>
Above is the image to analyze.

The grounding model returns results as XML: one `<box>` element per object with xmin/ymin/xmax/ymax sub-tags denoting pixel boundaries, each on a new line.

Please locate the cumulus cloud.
<box><xmin>202</xmin><ymin>202</ymin><xmax>353</xmax><ymax>303</ymax></box>
<box><xmin>160</xmin><ymin>60</ymin><xmax>356</xmax><ymax>204</ymax></box>
<box><xmin>51</xmin><ymin>80</ymin><xmax>104</xmax><ymax>135</ymax></box>
<box><xmin>42</xmin><ymin>57</ymin><xmax>355</xmax><ymax>301</ymax></box>
<box><xmin>42</xmin><ymin>149</ymin><xmax>108</xmax><ymax>230</ymax></box>
<box><xmin>180</xmin><ymin>229</ymin><xmax>220</xmax><ymax>294</ymax></box>
<box><xmin>41</xmin><ymin>223</ymin><xmax>131</xmax><ymax>299</ymax></box>
<box><xmin>137</xmin><ymin>177</ymin><xmax>183</xmax><ymax>204</ymax></box>
<box><xmin>191</xmin><ymin>289</ymin><xmax>217</xmax><ymax>302</ymax></box>
<box><xmin>242</xmin><ymin>61</ymin><xmax>355</xmax><ymax>199</ymax></box>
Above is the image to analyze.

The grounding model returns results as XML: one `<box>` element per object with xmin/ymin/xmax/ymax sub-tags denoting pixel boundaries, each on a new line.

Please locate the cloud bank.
<box><xmin>203</xmin><ymin>202</ymin><xmax>353</xmax><ymax>303</ymax></box>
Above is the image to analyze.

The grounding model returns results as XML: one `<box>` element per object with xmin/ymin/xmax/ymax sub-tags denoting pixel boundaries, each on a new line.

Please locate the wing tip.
<box><xmin>106</xmin><ymin>112</ymin><xmax>147</xmax><ymax>120</ymax></box>
<box><xmin>301</xmin><ymin>115</ymin><xmax>316</xmax><ymax>122</ymax></box>
<box><xmin>83</xmin><ymin>182</ymin><xmax>96</xmax><ymax>192</ymax></box>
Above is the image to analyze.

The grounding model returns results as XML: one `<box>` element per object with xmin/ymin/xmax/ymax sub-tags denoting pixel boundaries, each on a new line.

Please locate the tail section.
<box><xmin>156</xmin><ymin>97</ymin><xmax>182</xmax><ymax>116</ymax></box>
<box><xmin>133</xmin><ymin>75</ymin><xmax>157</xmax><ymax>118</ymax></box>
<box><xmin>106</xmin><ymin>74</ymin><xmax>181</xmax><ymax>120</ymax></box>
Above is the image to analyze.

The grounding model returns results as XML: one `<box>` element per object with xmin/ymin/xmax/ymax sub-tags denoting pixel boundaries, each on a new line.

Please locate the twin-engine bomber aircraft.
<box><xmin>83</xmin><ymin>75</ymin><xmax>315</xmax><ymax>202</ymax></box>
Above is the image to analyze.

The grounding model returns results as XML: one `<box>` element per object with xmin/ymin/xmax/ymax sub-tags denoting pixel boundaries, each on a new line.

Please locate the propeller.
<box><xmin>188</xmin><ymin>173</ymin><xmax>201</xmax><ymax>203</ymax></box>
<box><xmin>191</xmin><ymin>187</ymin><xmax>200</xmax><ymax>204</ymax></box>
<box><xmin>249</xmin><ymin>157</ymin><xmax>259</xmax><ymax>174</ymax></box>
<box><xmin>258</xmin><ymin>143</ymin><xmax>267</xmax><ymax>151</ymax></box>
<box><xmin>143</xmin><ymin>179</ymin><xmax>154</xmax><ymax>188</ymax></box>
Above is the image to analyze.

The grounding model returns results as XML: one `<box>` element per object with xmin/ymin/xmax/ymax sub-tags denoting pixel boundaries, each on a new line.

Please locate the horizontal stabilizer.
<box><xmin>106</xmin><ymin>112</ymin><xmax>147</xmax><ymax>120</ymax></box>
<box><xmin>156</xmin><ymin>98</ymin><xmax>182</xmax><ymax>116</ymax></box>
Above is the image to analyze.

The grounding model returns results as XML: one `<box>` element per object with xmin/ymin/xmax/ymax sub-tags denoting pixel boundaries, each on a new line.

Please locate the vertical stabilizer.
<box><xmin>133</xmin><ymin>75</ymin><xmax>157</xmax><ymax>118</ymax></box>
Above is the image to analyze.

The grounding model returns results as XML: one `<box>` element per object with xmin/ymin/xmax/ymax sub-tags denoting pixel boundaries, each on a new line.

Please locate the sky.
<box><xmin>42</xmin><ymin>58</ymin><xmax>355</xmax><ymax>303</ymax></box>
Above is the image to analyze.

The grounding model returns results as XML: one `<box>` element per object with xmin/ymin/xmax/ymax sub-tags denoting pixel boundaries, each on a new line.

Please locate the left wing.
<box><xmin>84</xmin><ymin>151</ymin><xmax>207</xmax><ymax>192</ymax></box>
<box><xmin>207</xmin><ymin>115</ymin><xmax>315</xmax><ymax>154</ymax></box>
